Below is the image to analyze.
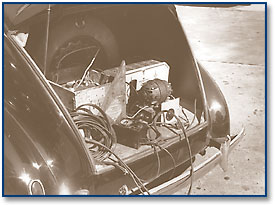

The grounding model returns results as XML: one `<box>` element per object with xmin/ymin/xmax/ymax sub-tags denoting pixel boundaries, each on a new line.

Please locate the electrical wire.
<box><xmin>126</xmin><ymin>106</ymin><xmax>150</xmax><ymax>119</ymax></box>
<box><xmin>169</xmin><ymin>95</ymin><xmax>176</xmax><ymax>99</ymax></box>
<box><xmin>70</xmin><ymin>103</ymin><xmax>116</xmax><ymax>161</ymax></box>
<box><xmin>185</xmin><ymin>135</ymin><xmax>193</xmax><ymax>195</ymax></box>
<box><xmin>144</xmin><ymin>143</ymin><xmax>161</xmax><ymax>180</ymax></box>
<box><xmin>178</xmin><ymin>99</ymin><xmax>197</xmax><ymax>194</ymax></box>
<box><xmin>153</xmin><ymin>146</ymin><xmax>161</xmax><ymax>179</ymax></box>
<box><xmin>74</xmin><ymin>48</ymin><xmax>100</xmax><ymax>89</ymax></box>
<box><xmin>143</xmin><ymin>123</ymin><xmax>177</xmax><ymax>182</ymax></box>
<box><xmin>180</xmin><ymin>107</ymin><xmax>190</xmax><ymax>128</ymax></box>
<box><xmin>71</xmin><ymin>103</ymin><xmax>151</xmax><ymax>195</ymax></box>
<box><xmin>161</xmin><ymin>124</ymin><xmax>181</xmax><ymax>137</ymax></box>
<box><xmin>175</xmin><ymin>113</ymin><xmax>194</xmax><ymax>195</ymax></box>
<box><xmin>84</xmin><ymin>138</ymin><xmax>151</xmax><ymax>195</ymax></box>
<box><xmin>150</xmin><ymin>110</ymin><xmax>194</xmax><ymax>195</ymax></box>
<box><xmin>155</xmin><ymin>144</ymin><xmax>176</xmax><ymax>180</ymax></box>
<box><xmin>103</xmin><ymin>160</ymin><xmax>145</xmax><ymax>195</ymax></box>
<box><xmin>141</xmin><ymin>137</ymin><xmax>176</xmax><ymax>183</ymax></box>
<box><xmin>76</xmin><ymin>104</ymin><xmax>113</xmax><ymax>129</ymax></box>
<box><xmin>189</xmin><ymin>98</ymin><xmax>197</xmax><ymax>129</ymax></box>
<box><xmin>71</xmin><ymin>103</ymin><xmax>193</xmax><ymax>194</ymax></box>
<box><xmin>151</xmin><ymin>110</ymin><xmax>179</xmax><ymax>139</ymax></box>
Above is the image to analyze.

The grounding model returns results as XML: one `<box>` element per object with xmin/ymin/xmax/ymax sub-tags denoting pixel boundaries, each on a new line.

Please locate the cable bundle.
<box><xmin>70</xmin><ymin>103</ymin><xmax>116</xmax><ymax>161</ymax></box>
<box><xmin>70</xmin><ymin>104</ymin><xmax>150</xmax><ymax>194</ymax></box>
<box><xmin>149</xmin><ymin>110</ymin><xmax>194</xmax><ymax>195</ymax></box>
<box><xmin>85</xmin><ymin>138</ymin><xmax>151</xmax><ymax>195</ymax></box>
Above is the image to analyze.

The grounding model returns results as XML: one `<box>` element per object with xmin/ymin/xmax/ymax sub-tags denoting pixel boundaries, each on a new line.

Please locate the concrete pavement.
<box><xmin>174</xmin><ymin>4</ymin><xmax>265</xmax><ymax>195</ymax></box>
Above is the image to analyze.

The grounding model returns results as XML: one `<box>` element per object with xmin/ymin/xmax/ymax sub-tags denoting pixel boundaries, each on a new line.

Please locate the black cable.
<box><xmin>76</xmin><ymin>103</ymin><xmax>113</xmax><ymax>130</ymax></box>
<box><xmin>71</xmin><ymin>104</ymin><xmax>149</xmax><ymax>195</ymax></box>
<box><xmin>185</xmin><ymin>135</ymin><xmax>193</xmax><ymax>195</ymax></box>
<box><xmin>106</xmin><ymin>158</ymin><xmax>146</xmax><ymax>195</ymax></box>
<box><xmin>151</xmin><ymin>110</ymin><xmax>182</xmax><ymax>140</ymax></box>
<box><xmin>141</xmin><ymin>137</ymin><xmax>176</xmax><ymax>182</ymax></box>
<box><xmin>154</xmin><ymin>146</ymin><xmax>161</xmax><ymax>179</ymax></box>
<box><xmin>180</xmin><ymin>108</ymin><xmax>190</xmax><ymax>129</ymax></box>
<box><xmin>104</xmin><ymin>160</ymin><xmax>145</xmax><ymax>195</ymax></box>
<box><xmin>155</xmin><ymin>144</ymin><xmax>176</xmax><ymax>180</ymax></box>
<box><xmin>151</xmin><ymin>110</ymin><xmax>194</xmax><ymax>195</ymax></box>
<box><xmin>147</xmin><ymin>145</ymin><xmax>161</xmax><ymax>180</ymax></box>
<box><xmin>147</xmin><ymin>124</ymin><xmax>161</xmax><ymax>139</ymax></box>
<box><xmin>71</xmin><ymin>104</ymin><xmax>193</xmax><ymax>194</ymax></box>
<box><xmin>175</xmin><ymin>113</ymin><xmax>194</xmax><ymax>195</ymax></box>
<box><xmin>160</xmin><ymin>124</ymin><xmax>180</xmax><ymax>136</ymax></box>
<box><xmin>70</xmin><ymin>104</ymin><xmax>116</xmax><ymax>161</ymax></box>
<box><xmin>85</xmin><ymin>138</ymin><xmax>151</xmax><ymax>195</ymax></box>
<box><xmin>143</xmin><ymin>125</ymin><xmax>177</xmax><ymax>182</ymax></box>
<box><xmin>126</xmin><ymin>106</ymin><xmax>150</xmax><ymax>119</ymax></box>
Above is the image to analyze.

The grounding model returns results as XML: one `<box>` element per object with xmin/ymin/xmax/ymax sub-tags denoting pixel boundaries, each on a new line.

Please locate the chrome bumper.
<box><xmin>147</xmin><ymin>128</ymin><xmax>245</xmax><ymax>195</ymax></box>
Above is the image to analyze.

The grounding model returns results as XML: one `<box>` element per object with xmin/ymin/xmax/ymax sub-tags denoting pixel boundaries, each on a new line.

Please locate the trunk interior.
<box><xmin>12</xmin><ymin>4</ymin><xmax>210</xmax><ymax>192</ymax></box>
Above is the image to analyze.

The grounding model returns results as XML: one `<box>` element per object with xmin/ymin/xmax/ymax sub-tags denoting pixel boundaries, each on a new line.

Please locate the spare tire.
<box><xmin>26</xmin><ymin>15</ymin><xmax>120</xmax><ymax>82</ymax></box>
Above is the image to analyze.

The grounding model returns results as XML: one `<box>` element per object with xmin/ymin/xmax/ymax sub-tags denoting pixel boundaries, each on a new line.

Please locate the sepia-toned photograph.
<box><xmin>3</xmin><ymin>3</ymin><xmax>266</xmax><ymax>196</ymax></box>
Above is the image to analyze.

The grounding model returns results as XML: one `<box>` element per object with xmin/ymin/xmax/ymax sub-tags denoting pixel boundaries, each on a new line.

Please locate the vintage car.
<box><xmin>3</xmin><ymin>4</ymin><xmax>245</xmax><ymax>196</ymax></box>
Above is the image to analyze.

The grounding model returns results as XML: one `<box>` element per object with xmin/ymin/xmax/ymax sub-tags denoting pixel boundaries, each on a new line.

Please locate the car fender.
<box><xmin>4</xmin><ymin>106</ymin><xmax>57</xmax><ymax>195</ymax></box>
<box><xmin>198</xmin><ymin>62</ymin><xmax>230</xmax><ymax>140</ymax></box>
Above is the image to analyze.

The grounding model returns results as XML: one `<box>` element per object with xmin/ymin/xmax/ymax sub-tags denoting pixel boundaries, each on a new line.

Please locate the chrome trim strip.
<box><xmin>28</xmin><ymin>179</ymin><xmax>45</xmax><ymax>195</ymax></box>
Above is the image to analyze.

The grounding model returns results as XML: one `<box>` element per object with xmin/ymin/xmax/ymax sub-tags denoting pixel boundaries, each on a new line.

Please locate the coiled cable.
<box><xmin>70</xmin><ymin>103</ymin><xmax>116</xmax><ymax>161</ymax></box>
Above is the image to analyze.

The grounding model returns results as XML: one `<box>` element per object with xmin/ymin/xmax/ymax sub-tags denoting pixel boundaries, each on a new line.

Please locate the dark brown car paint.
<box><xmin>4</xmin><ymin>4</ymin><xmax>230</xmax><ymax>195</ymax></box>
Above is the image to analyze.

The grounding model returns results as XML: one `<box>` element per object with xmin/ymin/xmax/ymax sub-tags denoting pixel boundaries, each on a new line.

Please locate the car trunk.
<box><xmin>6</xmin><ymin>4</ymin><xmax>211</xmax><ymax>195</ymax></box>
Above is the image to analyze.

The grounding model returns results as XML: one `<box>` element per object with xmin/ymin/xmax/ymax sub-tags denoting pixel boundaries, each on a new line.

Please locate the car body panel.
<box><xmin>4</xmin><ymin>35</ymin><xmax>95</xmax><ymax>195</ymax></box>
<box><xmin>93</xmin><ymin>123</ymin><xmax>208</xmax><ymax>194</ymax></box>
<box><xmin>4</xmin><ymin>35</ymin><xmax>209</xmax><ymax>195</ymax></box>
<box><xmin>147</xmin><ymin>128</ymin><xmax>245</xmax><ymax>195</ymax></box>
<box><xmin>3</xmin><ymin>3</ymin><xmax>237</xmax><ymax>196</ymax></box>
<box><xmin>4</xmin><ymin>105</ymin><xmax>57</xmax><ymax>195</ymax></box>
<box><xmin>199</xmin><ymin>63</ymin><xmax>230</xmax><ymax>140</ymax></box>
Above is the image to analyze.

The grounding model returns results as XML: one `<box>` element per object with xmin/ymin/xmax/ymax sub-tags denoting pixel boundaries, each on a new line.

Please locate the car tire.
<box><xmin>26</xmin><ymin>15</ymin><xmax>120</xmax><ymax>81</ymax></box>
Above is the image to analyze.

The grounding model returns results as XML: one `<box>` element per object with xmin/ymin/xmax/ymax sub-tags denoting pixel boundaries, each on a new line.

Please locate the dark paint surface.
<box><xmin>199</xmin><ymin>63</ymin><xmax>230</xmax><ymax>139</ymax></box>
<box><xmin>4</xmin><ymin>36</ymin><xmax>93</xmax><ymax>195</ymax></box>
<box><xmin>94</xmin><ymin>126</ymin><xmax>208</xmax><ymax>195</ymax></box>
<box><xmin>3</xmin><ymin>4</ymin><xmax>230</xmax><ymax>195</ymax></box>
<box><xmin>4</xmin><ymin>107</ymin><xmax>57</xmax><ymax>195</ymax></box>
<box><xmin>4</xmin><ymin>4</ymin><xmax>177</xmax><ymax>28</ymax></box>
